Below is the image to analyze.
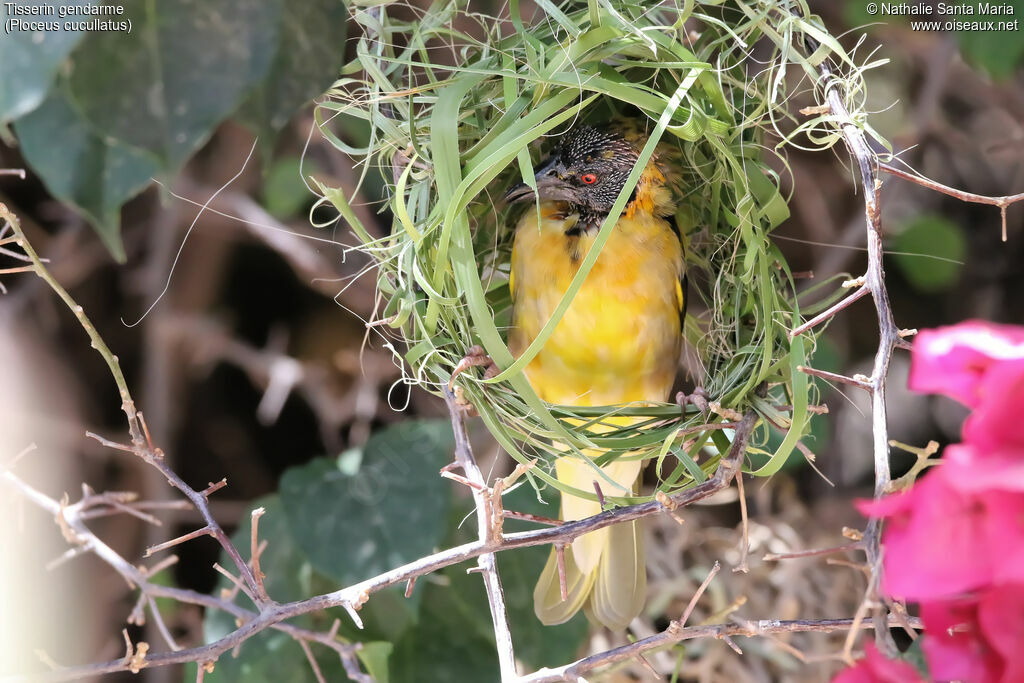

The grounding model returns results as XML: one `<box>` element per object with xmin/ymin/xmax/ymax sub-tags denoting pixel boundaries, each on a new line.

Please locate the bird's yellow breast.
<box><xmin>509</xmin><ymin>202</ymin><xmax>684</xmax><ymax>407</ymax></box>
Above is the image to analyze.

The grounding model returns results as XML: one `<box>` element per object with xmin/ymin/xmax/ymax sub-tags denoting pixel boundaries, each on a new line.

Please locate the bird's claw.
<box><xmin>676</xmin><ymin>386</ymin><xmax>710</xmax><ymax>416</ymax></box>
<box><xmin>449</xmin><ymin>345</ymin><xmax>500</xmax><ymax>389</ymax></box>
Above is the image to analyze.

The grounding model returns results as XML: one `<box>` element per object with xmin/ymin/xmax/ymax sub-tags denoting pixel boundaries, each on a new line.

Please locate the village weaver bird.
<box><xmin>504</xmin><ymin>124</ymin><xmax>685</xmax><ymax>630</ymax></box>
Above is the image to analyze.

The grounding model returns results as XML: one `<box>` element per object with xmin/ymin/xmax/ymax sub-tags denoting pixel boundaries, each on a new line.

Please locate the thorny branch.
<box><xmin>790</xmin><ymin>52</ymin><xmax>902</xmax><ymax>657</ymax></box>
<box><xmin>516</xmin><ymin>615</ymin><xmax>923</xmax><ymax>683</ymax></box>
<box><xmin>786</xmin><ymin>34</ymin><xmax>1018</xmax><ymax>658</ymax></box>
<box><xmin>443</xmin><ymin>387</ymin><xmax>518</xmax><ymax>681</ymax></box>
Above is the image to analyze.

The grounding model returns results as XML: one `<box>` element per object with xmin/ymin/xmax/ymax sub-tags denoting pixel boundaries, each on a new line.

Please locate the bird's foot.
<box><xmin>676</xmin><ymin>386</ymin><xmax>710</xmax><ymax>416</ymax></box>
<box><xmin>449</xmin><ymin>345</ymin><xmax>500</xmax><ymax>388</ymax></box>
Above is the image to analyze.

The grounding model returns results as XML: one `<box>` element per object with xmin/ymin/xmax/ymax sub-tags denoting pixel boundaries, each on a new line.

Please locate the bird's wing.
<box><xmin>668</xmin><ymin>214</ymin><xmax>688</xmax><ymax>330</ymax></box>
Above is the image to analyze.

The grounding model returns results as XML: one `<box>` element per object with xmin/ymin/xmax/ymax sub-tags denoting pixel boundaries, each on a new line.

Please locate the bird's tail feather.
<box><xmin>533</xmin><ymin>451</ymin><xmax>645</xmax><ymax>629</ymax></box>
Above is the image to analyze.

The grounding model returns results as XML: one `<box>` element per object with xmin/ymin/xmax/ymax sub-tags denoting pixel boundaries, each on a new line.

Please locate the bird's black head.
<box><xmin>505</xmin><ymin>126</ymin><xmax>641</xmax><ymax>215</ymax></box>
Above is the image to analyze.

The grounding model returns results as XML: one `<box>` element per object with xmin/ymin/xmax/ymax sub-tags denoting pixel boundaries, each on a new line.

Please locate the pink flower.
<box><xmin>832</xmin><ymin>642</ymin><xmax>924</xmax><ymax>683</ymax></box>
<box><xmin>958</xmin><ymin>358</ymin><xmax>1024</xmax><ymax>455</ymax></box>
<box><xmin>941</xmin><ymin>443</ymin><xmax>1024</xmax><ymax>494</ymax></box>
<box><xmin>857</xmin><ymin>471</ymin><xmax>1024</xmax><ymax>600</ymax></box>
<box><xmin>921</xmin><ymin>585</ymin><xmax>1024</xmax><ymax>683</ymax></box>
<box><xmin>909</xmin><ymin>321</ymin><xmax>1024</xmax><ymax>408</ymax></box>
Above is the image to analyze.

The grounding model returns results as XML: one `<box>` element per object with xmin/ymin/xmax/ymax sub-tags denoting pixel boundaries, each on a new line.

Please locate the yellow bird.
<box><xmin>504</xmin><ymin>125</ymin><xmax>685</xmax><ymax>630</ymax></box>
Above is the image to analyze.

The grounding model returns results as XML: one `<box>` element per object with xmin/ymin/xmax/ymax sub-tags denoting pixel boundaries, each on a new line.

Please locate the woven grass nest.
<box><xmin>315</xmin><ymin>0</ymin><xmax>881</xmax><ymax>502</ymax></box>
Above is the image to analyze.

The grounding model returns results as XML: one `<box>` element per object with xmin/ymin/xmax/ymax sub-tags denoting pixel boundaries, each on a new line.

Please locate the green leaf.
<box><xmin>13</xmin><ymin>84</ymin><xmax>160</xmax><ymax>261</ymax></box>
<box><xmin>279</xmin><ymin>420</ymin><xmax>454</xmax><ymax>586</ymax></box>
<box><xmin>901</xmin><ymin>637</ymin><xmax>930</xmax><ymax>680</ymax></box>
<box><xmin>262</xmin><ymin>157</ymin><xmax>314</xmax><ymax>218</ymax></box>
<box><xmin>389</xmin><ymin>565</ymin><xmax>499</xmax><ymax>683</ymax></box>
<box><xmin>0</xmin><ymin>0</ymin><xmax>93</xmax><ymax>122</ymax></box>
<box><xmin>63</xmin><ymin>0</ymin><xmax>276</xmax><ymax>171</ymax></box>
<box><xmin>957</xmin><ymin>0</ymin><xmax>1024</xmax><ymax>80</ymax></box>
<box><xmin>10</xmin><ymin>0</ymin><xmax>347</xmax><ymax>257</ymax></box>
<box><xmin>357</xmin><ymin>642</ymin><xmax>394</xmax><ymax>683</ymax></box>
<box><xmin>890</xmin><ymin>214</ymin><xmax>966</xmax><ymax>293</ymax></box>
<box><xmin>235</xmin><ymin>0</ymin><xmax>348</xmax><ymax>138</ymax></box>
<box><xmin>390</xmin><ymin>489</ymin><xmax>587</xmax><ymax>681</ymax></box>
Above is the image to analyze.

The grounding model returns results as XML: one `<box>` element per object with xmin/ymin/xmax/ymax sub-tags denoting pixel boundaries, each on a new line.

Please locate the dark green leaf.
<box><xmin>13</xmin><ymin>84</ymin><xmax>160</xmax><ymax>261</ymax></box>
<box><xmin>235</xmin><ymin>0</ymin><xmax>348</xmax><ymax>138</ymax></box>
<box><xmin>901</xmin><ymin>637</ymin><xmax>930</xmax><ymax>680</ymax></box>
<box><xmin>280</xmin><ymin>420</ymin><xmax>454</xmax><ymax>586</ymax></box>
<box><xmin>389</xmin><ymin>564</ymin><xmax>500</xmax><ymax>683</ymax></box>
<box><xmin>0</xmin><ymin>0</ymin><xmax>93</xmax><ymax>122</ymax></box>
<box><xmin>890</xmin><ymin>214</ymin><xmax>966</xmax><ymax>293</ymax></box>
<box><xmin>64</xmin><ymin>0</ymin><xmax>278</xmax><ymax>171</ymax></box>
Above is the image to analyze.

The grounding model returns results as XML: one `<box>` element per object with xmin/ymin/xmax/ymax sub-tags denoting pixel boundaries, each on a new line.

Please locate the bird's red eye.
<box><xmin>581</xmin><ymin>173</ymin><xmax>598</xmax><ymax>185</ymax></box>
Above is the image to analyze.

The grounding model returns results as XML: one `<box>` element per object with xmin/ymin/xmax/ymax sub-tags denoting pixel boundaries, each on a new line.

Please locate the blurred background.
<box><xmin>1</xmin><ymin>1</ymin><xmax>1021</xmax><ymax>681</ymax></box>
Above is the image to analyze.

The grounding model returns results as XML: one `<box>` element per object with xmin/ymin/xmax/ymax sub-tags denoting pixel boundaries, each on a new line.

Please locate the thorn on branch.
<box><xmin>202</xmin><ymin>478</ymin><xmax>228</xmax><ymax>498</ymax></box>
<box><xmin>121</xmin><ymin>629</ymin><xmax>150</xmax><ymax>674</ymax></box>
<box><xmin>440</xmin><ymin>469</ymin><xmax>487</xmax><ymax>491</ymax></box>
<box><xmin>213</xmin><ymin>562</ymin><xmax>256</xmax><ymax>603</ymax></box>
<box><xmin>501</xmin><ymin>509</ymin><xmax>563</xmax><ymax>527</ymax></box>
<box><xmin>789</xmin><ymin>285</ymin><xmax>870</xmax><ymax>339</ymax></box>
<box><xmin>297</xmin><ymin>638</ymin><xmax>328</xmax><ymax>683</ymax></box>
<box><xmin>796</xmin><ymin>365</ymin><xmax>872</xmax><ymax>391</ymax></box>
<box><xmin>45</xmin><ymin>545</ymin><xmax>90</xmax><ymax>571</ymax></box>
<box><xmin>500</xmin><ymin>458</ymin><xmax>537</xmax><ymax>490</ymax></box>
<box><xmin>680</xmin><ymin>561</ymin><xmax>720</xmax><ymax>628</ymax></box>
<box><xmin>140</xmin><ymin>554</ymin><xmax>180</xmax><ymax>578</ymax></box>
<box><xmin>842</xmin><ymin>276</ymin><xmax>866</xmax><ymax>289</ymax></box>
<box><xmin>799</xmin><ymin>103</ymin><xmax>831</xmax><ymax>116</ymax></box>
<box><xmin>719</xmin><ymin>634</ymin><xmax>744</xmax><ymax>655</ymax></box>
<box><xmin>250</xmin><ymin>507</ymin><xmax>271</xmax><ymax>603</ymax></box>
<box><xmin>2</xmin><ymin>442</ymin><xmax>37</xmax><ymax>472</ymax></box>
<box><xmin>763</xmin><ymin>542</ymin><xmax>863</xmax><ymax>562</ymax></box>
<box><xmin>145</xmin><ymin>525</ymin><xmax>212</xmax><ymax>557</ymax></box>
<box><xmin>708</xmin><ymin>401</ymin><xmax>743</xmax><ymax>421</ymax></box>
<box><xmin>634</xmin><ymin>652</ymin><xmax>660</xmax><ymax>678</ymax></box>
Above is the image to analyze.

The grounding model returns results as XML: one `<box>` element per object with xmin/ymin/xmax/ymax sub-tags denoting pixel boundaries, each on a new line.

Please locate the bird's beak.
<box><xmin>504</xmin><ymin>156</ymin><xmax>577</xmax><ymax>204</ymax></box>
